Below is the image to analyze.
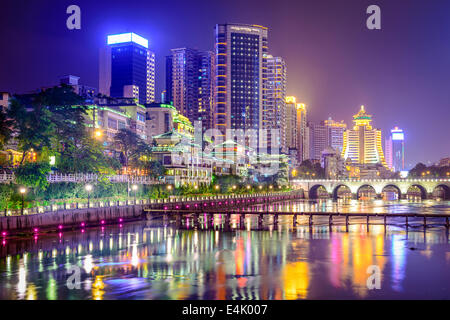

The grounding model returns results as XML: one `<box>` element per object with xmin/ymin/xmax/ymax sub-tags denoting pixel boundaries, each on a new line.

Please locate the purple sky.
<box><xmin>1</xmin><ymin>0</ymin><xmax>449</xmax><ymax>167</ymax></box>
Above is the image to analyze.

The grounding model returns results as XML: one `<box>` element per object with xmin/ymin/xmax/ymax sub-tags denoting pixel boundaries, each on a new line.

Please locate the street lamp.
<box><xmin>214</xmin><ymin>185</ymin><xmax>220</xmax><ymax>192</ymax></box>
<box><xmin>132</xmin><ymin>184</ymin><xmax>138</xmax><ymax>204</ymax></box>
<box><xmin>19</xmin><ymin>187</ymin><xmax>26</xmax><ymax>216</ymax></box>
<box><xmin>94</xmin><ymin>129</ymin><xmax>103</xmax><ymax>139</ymax></box>
<box><xmin>246</xmin><ymin>185</ymin><xmax>251</xmax><ymax>190</ymax></box>
<box><xmin>85</xmin><ymin>184</ymin><xmax>93</xmax><ymax>208</ymax></box>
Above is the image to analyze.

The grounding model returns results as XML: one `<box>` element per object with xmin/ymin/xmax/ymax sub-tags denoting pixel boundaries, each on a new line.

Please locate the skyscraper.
<box><xmin>198</xmin><ymin>51</ymin><xmax>215</xmax><ymax>131</ymax></box>
<box><xmin>296</xmin><ymin>102</ymin><xmax>308</xmax><ymax>163</ymax></box>
<box><xmin>285</xmin><ymin>97</ymin><xmax>308</xmax><ymax>165</ymax></box>
<box><xmin>385</xmin><ymin>127</ymin><xmax>405</xmax><ymax>171</ymax></box>
<box><xmin>166</xmin><ymin>48</ymin><xmax>215</xmax><ymax>131</ymax></box>
<box><xmin>214</xmin><ymin>23</ymin><xmax>268</xmax><ymax>141</ymax></box>
<box><xmin>342</xmin><ymin>106</ymin><xmax>387</xmax><ymax>167</ymax></box>
<box><xmin>308</xmin><ymin>122</ymin><xmax>328</xmax><ymax>161</ymax></box>
<box><xmin>169</xmin><ymin>48</ymin><xmax>200</xmax><ymax>121</ymax></box>
<box><xmin>323</xmin><ymin>117</ymin><xmax>347</xmax><ymax>153</ymax></box>
<box><xmin>264</xmin><ymin>55</ymin><xmax>287</xmax><ymax>153</ymax></box>
<box><xmin>99</xmin><ymin>32</ymin><xmax>155</xmax><ymax>105</ymax></box>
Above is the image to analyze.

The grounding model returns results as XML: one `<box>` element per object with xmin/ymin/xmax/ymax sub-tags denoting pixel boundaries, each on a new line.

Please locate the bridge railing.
<box><xmin>291</xmin><ymin>178</ymin><xmax>450</xmax><ymax>183</ymax></box>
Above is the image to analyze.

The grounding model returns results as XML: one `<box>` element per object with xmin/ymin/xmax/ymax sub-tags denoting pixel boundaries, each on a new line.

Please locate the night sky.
<box><xmin>1</xmin><ymin>0</ymin><xmax>449</xmax><ymax>168</ymax></box>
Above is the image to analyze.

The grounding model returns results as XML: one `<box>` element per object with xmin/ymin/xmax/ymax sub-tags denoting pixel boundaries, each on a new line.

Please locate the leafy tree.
<box><xmin>8</xmin><ymin>96</ymin><xmax>54</xmax><ymax>164</ymax></box>
<box><xmin>0</xmin><ymin>107</ymin><xmax>13</xmax><ymax>149</ymax></box>
<box><xmin>39</xmin><ymin>84</ymin><xmax>87</xmax><ymax>152</ymax></box>
<box><xmin>14</xmin><ymin>162</ymin><xmax>51</xmax><ymax>191</ymax></box>
<box><xmin>58</xmin><ymin>137</ymin><xmax>120</xmax><ymax>174</ymax></box>
<box><xmin>136</xmin><ymin>160</ymin><xmax>166</xmax><ymax>178</ymax></box>
<box><xmin>295</xmin><ymin>160</ymin><xmax>325</xmax><ymax>179</ymax></box>
<box><xmin>113</xmin><ymin>128</ymin><xmax>151</xmax><ymax>171</ymax></box>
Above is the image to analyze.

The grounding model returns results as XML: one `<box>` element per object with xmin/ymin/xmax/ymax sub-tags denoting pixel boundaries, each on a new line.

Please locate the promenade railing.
<box><xmin>1</xmin><ymin>191</ymin><xmax>295</xmax><ymax>217</ymax></box>
<box><xmin>0</xmin><ymin>173</ymin><xmax>165</xmax><ymax>185</ymax></box>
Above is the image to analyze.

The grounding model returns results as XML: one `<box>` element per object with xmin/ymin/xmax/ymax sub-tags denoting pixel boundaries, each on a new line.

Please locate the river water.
<box><xmin>0</xmin><ymin>199</ymin><xmax>449</xmax><ymax>300</ymax></box>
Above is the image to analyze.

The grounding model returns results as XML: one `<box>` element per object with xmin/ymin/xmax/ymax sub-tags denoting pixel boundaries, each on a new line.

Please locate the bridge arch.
<box><xmin>381</xmin><ymin>184</ymin><xmax>402</xmax><ymax>200</ymax></box>
<box><xmin>309</xmin><ymin>184</ymin><xmax>329</xmax><ymax>199</ymax></box>
<box><xmin>332</xmin><ymin>185</ymin><xmax>352</xmax><ymax>200</ymax></box>
<box><xmin>356</xmin><ymin>184</ymin><xmax>377</xmax><ymax>200</ymax></box>
<box><xmin>433</xmin><ymin>184</ymin><xmax>450</xmax><ymax>200</ymax></box>
<box><xmin>407</xmin><ymin>184</ymin><xmax>427</xmax><ymax>199</ymax></box>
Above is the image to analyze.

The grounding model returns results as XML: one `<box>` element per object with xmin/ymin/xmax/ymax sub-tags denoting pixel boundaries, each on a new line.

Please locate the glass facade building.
<box><xmin>100</xmin><ymin>33</ymin><xmax>155</xmax><ymax>105</ymax></box>
<box><xmin>385</xmin><ymin>127</ymin><xmax>405</xmax><ymax>171</ymax></box>
<box><xmin>214</xmin><ymin>24</ymin><xmax>268</xmax><ymax>142</ymax></box>
<box><xmin>165</xmin><ymin>48</ymin><xmax>215</xmax><ymax>131</ymax></box>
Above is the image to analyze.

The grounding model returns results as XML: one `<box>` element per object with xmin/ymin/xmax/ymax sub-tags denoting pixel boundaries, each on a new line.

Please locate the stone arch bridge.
<box><xmin>291</xmin><ymin>179</ymin><xmax>450</xmax><ymax>200</ymax></box>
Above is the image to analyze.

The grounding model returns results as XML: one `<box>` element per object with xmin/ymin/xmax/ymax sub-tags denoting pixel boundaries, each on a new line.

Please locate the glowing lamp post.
<box><xmin>19</xmin><ymin>187</ymin><xmax>27</xmax><ymax>216</ymax></box>
<box><xmin>85</xmin><ymin>184</ymin><xmax>93</xmax><ymax>208</ymax></box>
<box><xmin>132</xmin><ymin>184</ymin><xmax>138</xmax><ymax>204</ymax></box>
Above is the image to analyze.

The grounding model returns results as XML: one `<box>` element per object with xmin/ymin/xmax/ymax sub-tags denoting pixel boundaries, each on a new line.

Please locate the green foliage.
<box><xmin>295</xmin><ymin>160</ymin><xmax>325</xmax><ymax>179</ymax></box>
<box><xmin>14</xmin><ymin>162</ymin><xmax>51</xmax><ymax>190</ymax></box>
<box><xmin>409</xmin><ymin>162</ymin><xmax>449</xmax><ymax>178</ymax></box>
<box><xmin>0</xmin><ymin>107</ymin><xmax>13</xmax><ymax>149</ymax></box>
<box><xmin>58</xmin><ymin>137</ymin><xmax>120</xmax><ymax>174</ymax></box>
<box><xmin>113</xmin><ymin>128</ymin><xmax>151</xmax><ymax>168</ymax></box>
<box><xmin>8</xmin><ymin>96</ymin><xmax>54</xmax><ymax>163</ymax></box>
<box><xmin>214</xmin><ymin>175</ymin><xmax>242</xmax><ymax>193</ymax></box>
<box><xmin>0</xmin><ymin>184</ymin><xmax>14</xmax><ymax>211</ymax></box>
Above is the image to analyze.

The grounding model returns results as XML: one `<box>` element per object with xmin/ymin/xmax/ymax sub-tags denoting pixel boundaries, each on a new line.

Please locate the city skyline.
<box><xmin>1</xmin><ymin>0</ymin><xmax>449</xmax><ymax>166</ymax></box>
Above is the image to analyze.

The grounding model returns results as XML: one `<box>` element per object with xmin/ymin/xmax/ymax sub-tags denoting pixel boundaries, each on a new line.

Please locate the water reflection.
<box><xmin>0</xmin><ymin>200</ymin><xmax>449</xmax><ymax>300</ymax></box>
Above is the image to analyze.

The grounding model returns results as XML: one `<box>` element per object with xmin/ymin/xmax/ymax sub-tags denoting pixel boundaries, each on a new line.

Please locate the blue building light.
<box><xmin>107</xmin><ymin>32</ymin><xmax>148</xmax><ymax>48</ymax></box>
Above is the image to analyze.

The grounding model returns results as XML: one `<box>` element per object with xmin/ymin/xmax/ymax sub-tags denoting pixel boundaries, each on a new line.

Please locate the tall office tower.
<box><xmin>308</xmin><ymin>122</ymin><xmax>328</xmax><ymax>161</ymax></box>
<box><xmin>323</xmin><ymin>117</ymin><xmax>347</xmax><ymax>153</ymax></box>
<box><xmin>169</xmin><ymin>48</ymin><xmax>200</xmax><ymax>121</ymax></box>
<box><xmin>99</xmin><ymin>33</ymin><xmax>155</xmax><ymax>105</ymax></box>
<box><xmin>296</xmin><ymin>102</ymin><xmax>308</xmax><ymax>162</ymax></box>
<box><xmin>198</xmin><ymin>51</ymin><xmax>215</xmax><ymax>131</ymax></box>
<box><xmin>385</xmin><ymin>127</ymin><xmax>405</xmax><ymax>171</ymax></box>
<box><xmin>165</xmin><ymin>56</ymin><xmax>173</xmax><ymax>104</ymax></box>
<box><xmin>285</xmin><ymin>97</ymin><xmax>298</xmax><ymax>151</ymax></box>
<box><xmin>214</xmin><ymin>23</ymin><xmax>268</xmax><ymax>143</ymax></box>
<box><xmin>264</xmin><ymin>55</ymin><xmax>287</xmax><ymax>153</ymax></box>
<box><xmin>166</xmin><ymin>48</ymin><xmax>215</xmax><ymax>130</ymax></box>
<box><xmin>342</xmin><ymin>105</ymin><xmax>387</xmax><ymax>167</ymax></box>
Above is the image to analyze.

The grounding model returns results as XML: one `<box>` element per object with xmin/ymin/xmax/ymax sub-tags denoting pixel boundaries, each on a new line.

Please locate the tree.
<box><xmin>41</xmin><ymin>84</ymin><xmax>87</xmax><ymax>153</ymax></box>
<box><xmin>0</xmin><ymin>107</ymin><xmax>13</xmax><ymax>149</ymax></box>
<box><xmin>8</xmin><ymin>96</ymin><xmax>54</xmax><ymax>164</ymax></box>
<box><xmin>58</xmin><ymin>137</ymin><xmax>121</xmax><ymax>174</ymax></box>
<box><xmin>295</xmin><ymin>160</ymin><xmax>325</xmax><ymax>179</ymax></box>
<box><xmin>14</xmin><ymin>162</ymin><xmax>51</xmax><ymax>191</ymax></box>
<box><xmin>113</xmin><ymin>128</ymin><xmax>151</xmax><ymax>172</ymax></box>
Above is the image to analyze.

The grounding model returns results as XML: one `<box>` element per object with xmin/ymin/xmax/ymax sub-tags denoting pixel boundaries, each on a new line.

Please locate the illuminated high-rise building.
<box><xmin>263</xmin><ymin>55</ymin><xmax>287</xmax><ymax>153</ymax></box>
<box><xmin>323</xmin><ymin>117</ymin><xmax>347</xmax><ymax>153</ymax></box>
<box><xmin>342</xmin><ymin>105</ymin><xmax>387</xmax><ymax>167</ymax></box>
<box><xmin>99</xmin><ymin>32</ymin><xmax>155</xmax><ymax>104</ymax></box>
<box><xmin>285</xmin><ymin>97</ymin><xmax>308</xmax><ymax>164</ymax></box>
<box><xmin>165</xmin><ymin>49</ymin><xmax>214</xmax><ymax>130</ymax></box>
<box><xmin>385</xmin><ymin>127</ymin><xmax>405</xmax><ymax>171</ymax></box>
<box><xmin>214</xmin><ymin>23</ymin><xmax>268</xmax><ymax>141</ymax></box>
<box><xmin>296</xmin><ymin>102</ymin><xmax>308</xmax><ymax>162</ymax></box>
<box><xmin>309</xmin><ymin>122</ymin><xmax>327</xmax><ymax>161</ymax></box>
<box><xmin>198</xmin><ymin>51</ymin><xmax>215</xmax><ymax>131</ymax></box>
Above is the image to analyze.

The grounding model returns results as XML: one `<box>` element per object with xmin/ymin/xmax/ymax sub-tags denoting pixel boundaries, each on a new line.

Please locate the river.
<box><xmin>0</xmin><ymin>199</ymin><xmax>449</xmax><ymax>300</ymax></box>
